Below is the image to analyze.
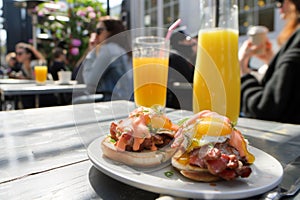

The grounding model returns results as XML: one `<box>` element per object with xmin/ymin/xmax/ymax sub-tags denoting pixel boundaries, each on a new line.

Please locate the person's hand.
<box><xmin>25</xmin><ymin>43</ymin><xmax>46</xmax><ymax>62</ymax></box>
<box><xmin>238</xmin><ymin>39</ymin><xmax>274</xmax><ymax>76</ymax></box>
<box><xmin>239</xmin><ymin>39</ymin><xmax>261</xmax><ymax>60</ymax></box>
<box><xmin>88</xmin><ymin>33</ymin><xmax>98</xmax><ymax>50</ymax></box>
<box><xmin>238</xmin><ymin>39</ymin><xmax>253</xmax><ymax>76</ymax></box>
<box><xmin>239</xmin><ymin>39</ymin><xmax>274</xmax><ymax>63</ymax></box>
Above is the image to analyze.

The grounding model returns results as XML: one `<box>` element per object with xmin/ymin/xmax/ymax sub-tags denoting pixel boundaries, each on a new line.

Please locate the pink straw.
<box><xmin>165</xmin><ymin>19</ymin><xmax>182</xmax><ymax>40</ymax></box>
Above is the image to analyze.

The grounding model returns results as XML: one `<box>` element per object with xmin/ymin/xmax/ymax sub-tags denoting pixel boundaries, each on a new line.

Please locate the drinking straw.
<box><xmin>215</xmin><ymin>0</ymin><xmax>220</xmax><ymax>27</ymax></box>
<box><xmin>165</xmin><ymin>19</ymin><xmax>182</xmax><ymax>40</ymax></box>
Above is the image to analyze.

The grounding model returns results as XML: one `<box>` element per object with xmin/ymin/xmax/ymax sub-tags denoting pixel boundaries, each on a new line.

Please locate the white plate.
<box><xmin>87</xmin><ymin>136</ymin><xmax>283</xmax><ymax>199</ymax></box>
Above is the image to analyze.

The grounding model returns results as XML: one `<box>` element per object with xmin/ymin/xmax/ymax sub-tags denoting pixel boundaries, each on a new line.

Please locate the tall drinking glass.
<box><xmin>34</xmin><ymin>65</ymin><xmax>48</xmax><ymax>85</ymax></box>
<box><xmin>132</xmin><ymin>36</ymin><xmax>170</xmax><ymax>108</ymax></box>
<box><xmin>193</xmin><ymin>0</ymin><xmax>240</xmax><ymax>124</ymax></box>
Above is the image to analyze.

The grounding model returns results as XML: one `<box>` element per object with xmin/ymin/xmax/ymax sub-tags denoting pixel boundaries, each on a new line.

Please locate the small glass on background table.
<box><xmin>132</xmin><ymin>36</ymin><xmax>170</xmax><ymax>109</ymax></box>
<box><xmin>34</xmin><ymin>66</ymin><xmax>48</xmax><ymax>85</ymax></box>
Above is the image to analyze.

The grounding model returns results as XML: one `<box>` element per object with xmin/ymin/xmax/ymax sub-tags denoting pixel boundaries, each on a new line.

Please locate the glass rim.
<box><xmin>134</xmin><ymin>36</ymin><xmax>169</xmax><ymax>45</ymax></box>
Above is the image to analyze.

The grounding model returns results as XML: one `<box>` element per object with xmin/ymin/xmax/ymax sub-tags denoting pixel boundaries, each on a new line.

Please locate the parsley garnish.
<box><xmin>231</xmin><ymin>121</ymin><xmax>237</xmax><ymax>127</ymax></box>
<box><xmin>110</xmin><ymin>138</ymin><xmax>117</xmax><ymax>144</ymax></box>
<box><xmin>177</xmin><ymin>117</ymin><xmax>189</xmax><ymax>126</ymax></box>
<box><xmin>151</xmin><ymin>105</ymin><xmax>164</xmax><ymax>115</ymax></box>
<box><xmin>208</xmin><ymin>143</ymin><xmax>214</xmax><ymax>149</ymax></box>
<box><xmin>164</xmin><ymin>171</ymin><xmax>174</xmax><ymax>178</ymax></box>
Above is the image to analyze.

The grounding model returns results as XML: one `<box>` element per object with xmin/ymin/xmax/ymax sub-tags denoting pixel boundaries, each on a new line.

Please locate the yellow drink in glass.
<box><xmin>132</xmin><ymin>36</ymin><xmax>170</xmax><ymax>108</ymax></box>
<box><xmin>34</xmin><ymin>66</ymin><xmax>48</xmax><ymax>85</ymax></box>
<box><xmin>133</xmin><ymin>57</ymin><xmax>169</xmax><ymax>107</ymax></box>
<box><xmin>193</xmin><ymin>28</ymin><xmax>240</xmax><ymax>123</ymax></box>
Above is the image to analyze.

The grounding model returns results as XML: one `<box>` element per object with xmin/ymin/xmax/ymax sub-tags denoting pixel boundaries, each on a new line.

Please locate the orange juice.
<box><xmin>133</xmin><ymin>57</ymin><xmax>169</xmax><ymax>107</ymax></box>
<box><xmin>34</xmin><ymin>66</ymin><xmax>48</xmax><ymax>85</ymax></box>
<box><xmin>193</xmin><ymin>28</ymin><xmax>240</xmax><ymax>123</ymax></box>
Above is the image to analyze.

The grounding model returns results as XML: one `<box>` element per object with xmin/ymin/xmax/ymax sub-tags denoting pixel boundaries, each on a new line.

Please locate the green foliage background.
<box><xmin>36</xmin><ymin>0</ymin><xmax>106</xmax><ymax>69</ymax></box>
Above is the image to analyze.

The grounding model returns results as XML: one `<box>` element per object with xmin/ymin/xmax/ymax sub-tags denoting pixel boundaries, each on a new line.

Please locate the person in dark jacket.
<box><xmin>49</xmin><ymin>47</ymin><xmax>68</xmax><ymax>80</ymax></box>
<box><xmin>239</xmin><ymin>0</ymin><xmax>300</xmax><ymax>124</ymax></box>
<box><xmin>169</xmin><ymin>30</ymin><xmax>196</xmax><ymax>83</ymax></box>
<box><xmin>167</xmin><ymin>31</ymin><xmax>197</xmax><ymax>109</ymax></box>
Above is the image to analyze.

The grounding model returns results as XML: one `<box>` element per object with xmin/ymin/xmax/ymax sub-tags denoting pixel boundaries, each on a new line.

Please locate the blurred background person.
<box><xmin>14</xmin><ymin>42</ymin><xmax>46</xmax><ymax>79</ymax></box>
<box><xmin>4</xmin><ymin>52</ymin><xmax>21</xmax><ymax>78</ymax></box>
<box><xmin>169</xmin><ymin>30</ymin><xmax>196</xmax><ymax>83</ymax></box>
<box><xmin>81</xmin><ymin>17</ymin><xmax>133</xmax><ymax>101</ymax></box>
<box><xmin>72</xmin><ymin>15</ymin><xmax>112</xmax><ymax>82</ymax></box>
<box><xmin>14</xmin><ymin>42</ymin><xmax>57</xmax><ymax>108</ymax></box>
<box><xmin>277</xmin><ymin>0</ymin><xmax>300</xmax><ymax>46</ymax></box>
<box><xmin>238</xmin><ymin>0</ymin><xmax>300</xmax><ymax>124</ymax></box>
<box><xmin>166</xmin><ymin>30</ymin><xmax>196</xmax><ymax>109</ymax></box>
<box><xmin>49</xmin><ymin>47</ymin><xmax>68</xmax><ymax>81</ymax></box>
<box><xmin>241</xmin><ymin>0</ymin><xmax>300</xmax><ymax>79</ymax></box>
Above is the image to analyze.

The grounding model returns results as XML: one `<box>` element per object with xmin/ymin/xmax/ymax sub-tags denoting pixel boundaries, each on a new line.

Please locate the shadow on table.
<box><xmin>88</xmin><ymin>166</ymin><xmax>159</xmax><ymax>200</ymax></box>
<box><xmin>246</xmin><ymin>134</ymin><xmax>300</xmax><ymax>166</ymax></box>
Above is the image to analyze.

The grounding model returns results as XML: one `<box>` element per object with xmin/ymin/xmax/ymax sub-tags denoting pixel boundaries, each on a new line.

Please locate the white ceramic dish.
<box><xmin>87</xmin><ymin>136</ymin><xmax>283</xmax><ymax>199</ymax></box>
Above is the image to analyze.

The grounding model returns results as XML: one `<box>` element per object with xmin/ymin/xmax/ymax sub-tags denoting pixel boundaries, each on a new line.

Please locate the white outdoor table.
<box><xmin>0</xmin><ymin>100</ymin><xmax>299</xmax><ymax>199</ymax></box>
<box><xmin>0</xmin><ymin>82</ymin><xmax>86</xmax><ymax>109</ymax></box>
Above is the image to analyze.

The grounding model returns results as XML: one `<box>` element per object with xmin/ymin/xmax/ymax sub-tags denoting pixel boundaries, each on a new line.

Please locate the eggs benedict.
<box><xmin>171</xmin><ymin>110</ymin><xmax>255</xmax><ymax>182</ymax></box>
<box><xmin>101</xmin><ymin>106</ymin><xmax>179</xmax><ymax>168</ymax></box>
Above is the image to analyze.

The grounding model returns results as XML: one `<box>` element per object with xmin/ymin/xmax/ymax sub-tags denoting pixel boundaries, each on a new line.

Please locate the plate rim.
<box><xmin>87</xmin><ymin>136</ymin><xmax>283</xmax><ymax>199</ymax></box>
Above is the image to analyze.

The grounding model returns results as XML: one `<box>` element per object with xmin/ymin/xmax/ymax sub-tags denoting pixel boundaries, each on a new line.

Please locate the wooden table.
<box><xmin>0</xmin><ymin>100</ymin><xmax>299</xmax><ymax>199</ymax></box>
<box><xmin>0</xmin><ymin>82</ymin><xmax>86</xmax><ymax>110</ymax></box>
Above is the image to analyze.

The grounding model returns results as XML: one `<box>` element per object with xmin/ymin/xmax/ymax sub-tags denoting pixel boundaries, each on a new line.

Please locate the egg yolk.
<box><xmin>184</xmin><ymin>117</ymin><xmax>232</xmax><ymax>152</ymax></box>
<box><xmin>148</xmin><ymin>115</ymin><xmax>178</xmax><ymax>131</ymax></box>
<box><xmin>194</xmin><ymin>117</ymin><xmax>232</xmax><ymax>139</ymax></box>
<box><xmin>150</xmin><ymin>116</ymin><xmax>168</xmax><ymax>129</ymax></box>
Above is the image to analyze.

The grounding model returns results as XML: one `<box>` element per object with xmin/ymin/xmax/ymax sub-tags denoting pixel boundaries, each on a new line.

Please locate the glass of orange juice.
<box><xmin>132</xmin><ymin>36</ymin><xmax>170</xmax><ymax>108</ymax></box>
<box><xmin>193</xmin><ymin>0</ymin><xmax>240</xmax><ymax>124</ymax></box>
<box><xmin>34</xmin><ymin>66</ymin><xmax>48</xmax><ymax>85</ymax></box>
